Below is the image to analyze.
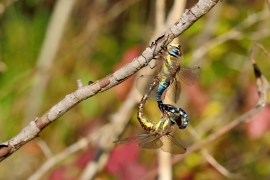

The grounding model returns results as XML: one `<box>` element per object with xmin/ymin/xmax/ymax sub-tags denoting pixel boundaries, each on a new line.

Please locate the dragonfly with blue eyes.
<box><xmin>136</xmin><ymin>44</ymin><xmax>200</xmax><ymax>129</ymax></box>
<box><xmin>114</xmin><ymin>79</ymin><xmax>187</xmax><ymax>154</ymax></box>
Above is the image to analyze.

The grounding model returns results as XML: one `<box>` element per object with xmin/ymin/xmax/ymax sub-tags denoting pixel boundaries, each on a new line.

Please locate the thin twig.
<box><xmin>192</xmin><ymin>9</ymin><xmax>270</xmax><ymax>65</ymax></box>
<box><xmin>155</xmin><ymin>0</ymin><xmax>165</xmax><ymax>31</ymax></box>
<box><xmin>201</xmin><ymin>149</ymin><xmax>241</xmax><ymax>179</ymax></box>
<box><xmin>156</xmin><ymin>1</ymin><xmax>171</xmax><ymax>179</ymax></box>
<box><xmin>157</xmin><ymin>1</ymin><xmax>187</xmax><ymax>179</ymax></box>
<box><xmin>254</xmin><ymin>43</ymin><xmax>270</xmax><ymax>60</ymax></box>
<box><xmin>35</xmin><ymin>139</ymin><xmax>53</xmax><ymax>159</ymax></box>
<box><xmin>74</xmin><ymin>0</ymin><xmax>142</xmax><ymax>43</ymax></box>
<box><xmin>188</xmin><ymin>126</ymin><xmax>241</xmax><ymax>179</ymax></box>
<box><xmin>172</xmin><ymin>106</ymin><xmax>264</xmax><ymax>163</ymax></box>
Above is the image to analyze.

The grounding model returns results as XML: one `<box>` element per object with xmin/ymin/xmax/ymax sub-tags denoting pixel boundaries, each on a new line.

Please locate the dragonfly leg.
<box><xmin>146</xmin><ymin>52</ymin><xmax>163</xmax><ymax>69</ymax></box>
<box><xmin>151</xmin><ymin>37</ymin><xmax>168</xmax><ymax>61</ymax></box>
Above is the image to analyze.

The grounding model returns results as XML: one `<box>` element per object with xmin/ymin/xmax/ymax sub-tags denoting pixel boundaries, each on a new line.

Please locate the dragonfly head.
<box><xmin>165</xmin><ymin>106</ymin><xmax>188</xmax><ymax>130</ymax></box>
<box><xmin>171</xmin><ymin>115</ymin><xmax>188</xmax><ymax>129</ymax></box>
<box><xmin>167</xmin><ymin>44</ymin><xmax>182</xmax><ymax>58</ymax></box>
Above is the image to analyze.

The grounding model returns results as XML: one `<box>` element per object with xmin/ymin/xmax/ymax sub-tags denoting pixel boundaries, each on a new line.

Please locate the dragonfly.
<box><xmin>114</xmin><ymin>79</ymin><xmax>187</xmax><ymax>154</ymax></box>
<box><xmin>136</xmin><ymin>44</ymin><xmax>200</xmax><ymax>128</ymax></box>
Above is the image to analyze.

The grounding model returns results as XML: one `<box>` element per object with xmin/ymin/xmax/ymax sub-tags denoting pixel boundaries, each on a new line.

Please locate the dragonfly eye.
<box><xmin>167</xmin><ymin>108</ymin><xmax>188</xmax><ymax>129</ymax></box>
<box><xmin>169</xmin><ymin>115</ymin><xmax>187</xmax><ymax>129</ymax></box>
<box><xmin>167</xmin><ymin>44</ymin><xmax>182</xmax><ymax>58</ymax></box>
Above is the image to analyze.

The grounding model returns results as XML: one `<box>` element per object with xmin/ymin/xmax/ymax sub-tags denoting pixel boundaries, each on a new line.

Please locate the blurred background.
<box><xmin>1</xmin><ymin>0</ymin><xmax>270</xmax><ymax>179</ymax></box>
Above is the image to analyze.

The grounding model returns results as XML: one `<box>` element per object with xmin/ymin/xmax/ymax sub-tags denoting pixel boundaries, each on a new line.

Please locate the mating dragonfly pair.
<box><xmin>114</xmin><ymin>44</ymin><xmax>200</xmax><ymax>154</ymax></box>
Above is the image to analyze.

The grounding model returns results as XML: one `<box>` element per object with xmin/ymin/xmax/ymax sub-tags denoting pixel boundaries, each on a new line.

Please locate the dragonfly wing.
<box><xmin>154</xmin><ymin>57</ymin><xmax>163</xmax><ymax>73</ymax></box>
<box><xmin>166</xmin><ymin>80</ymin><xmax>181</xmax><ymax>103</ymax></box>
<box><xmin>113</xmin><ymin>134</ymin><xmax>151</xmax><ymax>145</ymax></box>
<box><xmin>138</xmin><ymin>134</ymin><xmax>163</xmax><ymax>149</ymax></box>
<box><xmin>178</xmin><ymin>66</ymin><xmax>201</xmax><ymax>86</ymax></box>
<box><xmin>136</xmin><ymin>75</ymin><xmax>159</xmax><ymax>100</ymax></box>
<box><xmin>160</xmin><ymin>134</ymin><xmax>186</xmax><ymax>154</ymax></box>
<box><xmin>154</xmin><ymin>50</ymin><xmax>168</xmax><ymax>73</ymax></box>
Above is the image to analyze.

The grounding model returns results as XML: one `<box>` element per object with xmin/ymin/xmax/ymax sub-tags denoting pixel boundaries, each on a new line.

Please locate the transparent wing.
<box><xmin>160</xmin><ymin>134</ymin><xmax>186</xmax><ymax>154</ymax></box>
<box><xmin>136</xmin><ymin>75</ymin><xmax>161</xmax><ymax>100</ymax></box>
<box><xmin>138</xmin><ymin>134</ymin><xmax>163</xmax><ymax>149</ymax></box>
<box><xmin>178</xmin><ymin>66</ymin><xmax>200</xmax><ymax>86</ymax></box>
<box><xmin>166</xmin><ymin>80</ymin><xmax>181</xmax><ymax>103</ymax></box>
<box><xmin>154</xmin><ymin>50</ymin><xmax>168</xmax><ymax>73</ymax></box>
<box><xmin>113</xmin><ymin>134</ymin><xmax>151</xmax><ymax>145</ymax></box>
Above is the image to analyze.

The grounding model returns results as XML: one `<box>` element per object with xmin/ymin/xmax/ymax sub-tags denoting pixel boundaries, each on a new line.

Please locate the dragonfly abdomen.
<box><xmin>137</xmin><ymin>79</ymin><xmax>160</xmax><ymax>132</ymax></box>
<box><xmin>155</xmin><ymin>80</ymin><xmax>169</xmax><ymax>102</ymax></box>
<box><xmin>137</xmin><ymin>116</ymin><xmax>154</xmax><ymax>131</ymax></box>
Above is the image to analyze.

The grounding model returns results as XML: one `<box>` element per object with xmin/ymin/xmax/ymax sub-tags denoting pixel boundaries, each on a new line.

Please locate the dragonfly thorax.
<box><xmin>153</xmin><ymin>117</ymin><xmax>174</xmax><ymax>135</ymax></box>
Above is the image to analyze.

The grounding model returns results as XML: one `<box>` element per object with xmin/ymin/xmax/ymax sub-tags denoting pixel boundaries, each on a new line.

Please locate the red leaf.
<box><xmin>74</xmin><ymin>150</ymin><xmax>94</xmax><ymax>168</ymax></box>
<box><xmin>183</xmin><ymin>84</ymin><xmax>209</xmax><ymax>115</ymax></box>
<box><xmin>243</xmin><ymin>82</ymin><xmax>270</xmax><ymax>139</ymax></box>
<box><xmin>246</xmin><ymin>105</ymin><xmax>270</xmax><ymax>139</ymax></box>
<box><xmin>49</xmin><ymin>166</ymin><xmax>75</xmax><ymax>180</ymax></box>
<box><xmin>49</xmin><ymin>167</ymin><xmax>66</xmax><ymax>180</ymax></box>
<box><xmin>106</xmin><ymin>142</ymin><xmax>148</xmax><ymax>180</ymax></box>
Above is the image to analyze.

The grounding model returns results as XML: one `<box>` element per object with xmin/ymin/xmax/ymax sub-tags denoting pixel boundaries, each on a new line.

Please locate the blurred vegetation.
<box><xmin>0</xmin><ymin>0</ymin><xmax>270</xmax><ymax>179</ymax></box>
